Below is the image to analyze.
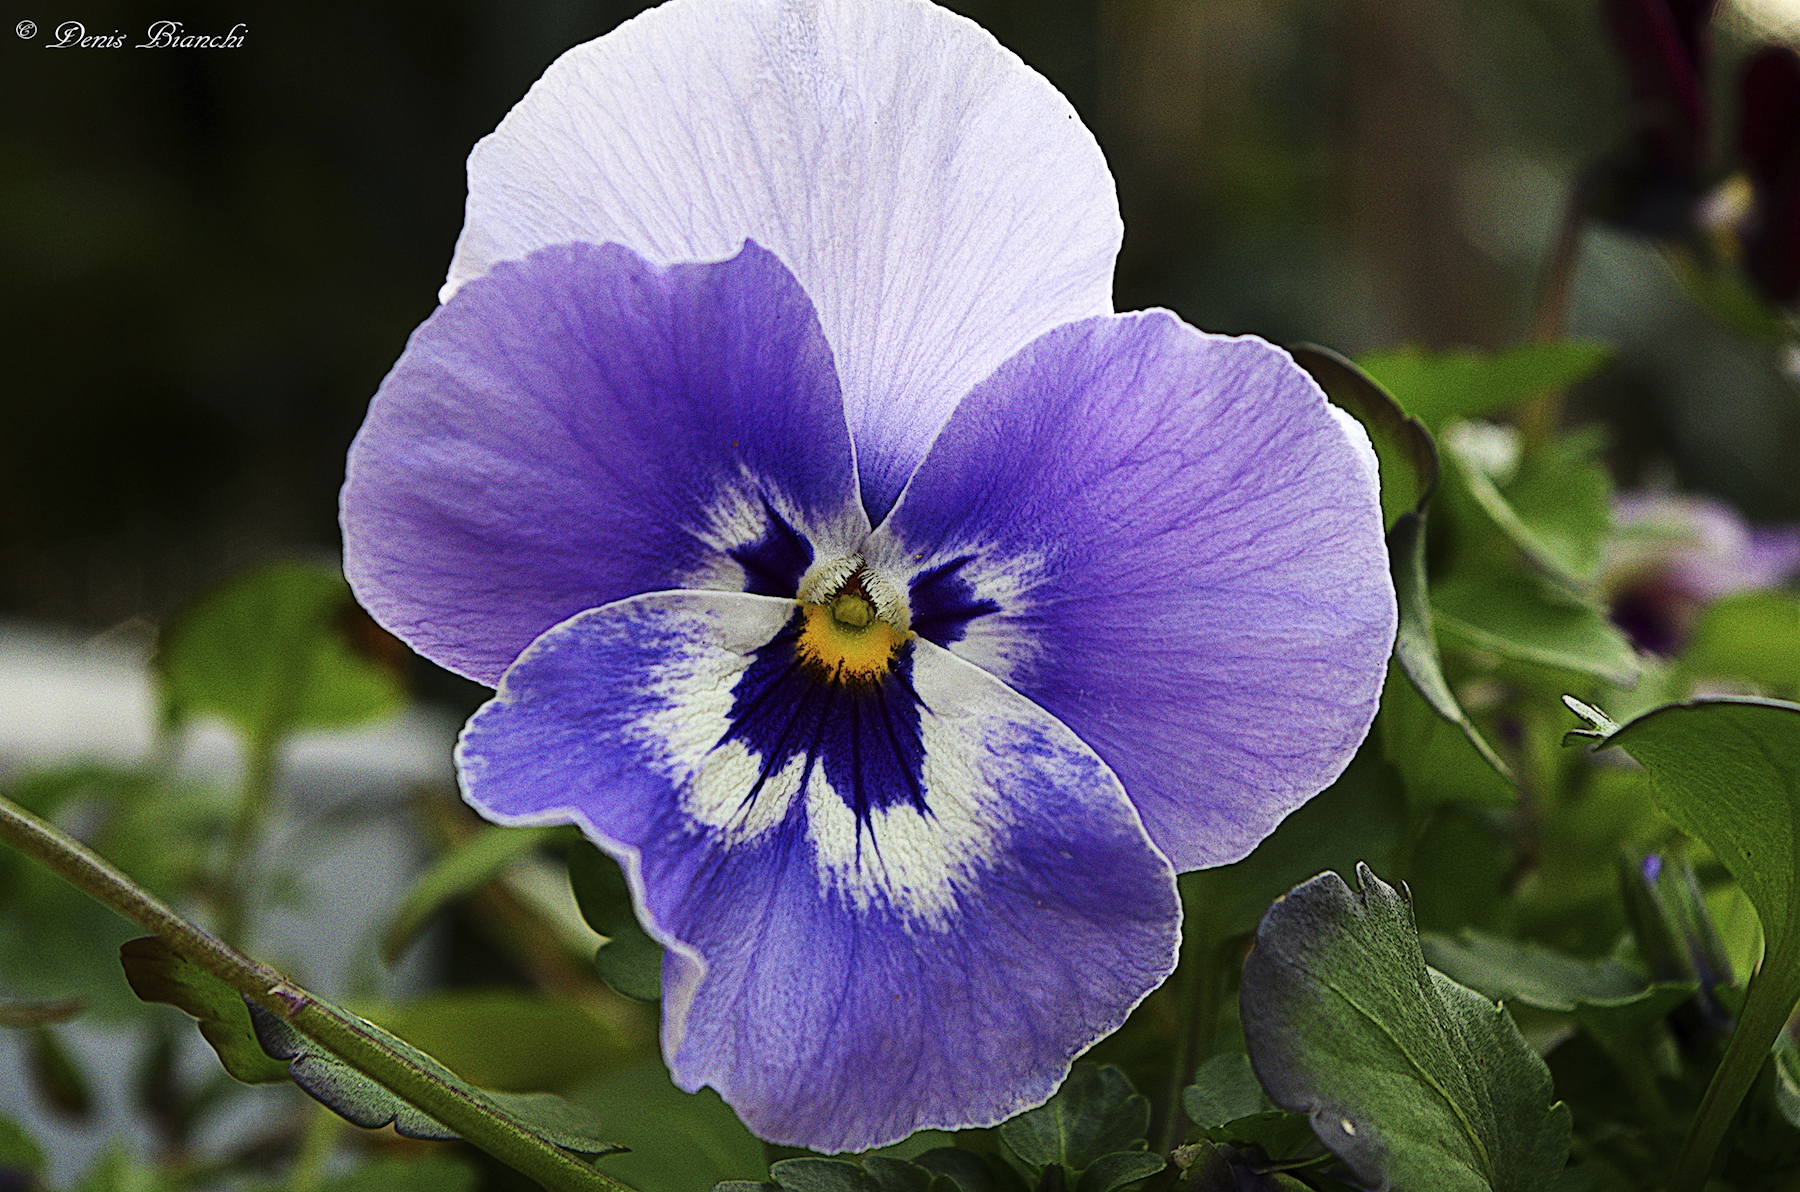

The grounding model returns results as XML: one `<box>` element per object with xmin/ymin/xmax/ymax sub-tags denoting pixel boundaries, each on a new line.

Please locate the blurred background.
<box><xmin>2</xmin><ymin>0</ymin><xmax>1799</xmax><ymax>1187</ymax></box>
<box><xmin>2</xmin><ymin>0</ymin><xmax>1799</xmax><ymax>643</ymax></box>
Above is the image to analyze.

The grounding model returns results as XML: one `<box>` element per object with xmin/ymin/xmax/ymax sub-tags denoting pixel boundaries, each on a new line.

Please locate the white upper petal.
<box><xmin>445</xmin><ymin>0</ymin><xmax>1122</xmax><ymax>517</ymax></box>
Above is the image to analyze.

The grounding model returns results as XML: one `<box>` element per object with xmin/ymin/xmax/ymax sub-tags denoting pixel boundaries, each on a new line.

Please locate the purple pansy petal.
<box><xmin>444</xmin><ymin>0</ymin><xmax>1121</xmax><ymax>519</ymax></box>
<box><xmin>457</xmin><ymin>590</ymin><xmax>1181</xmax><ymax>1152</ymax></box>
<box><xmin>342</xmin><ymin>240</ymin><xmax>866</xmax><ymax>685</ymax></box>
<box><xmin>865</xmin><ymin>312</ymin><xmax>1395</xmax><ymax>872</ymax></box>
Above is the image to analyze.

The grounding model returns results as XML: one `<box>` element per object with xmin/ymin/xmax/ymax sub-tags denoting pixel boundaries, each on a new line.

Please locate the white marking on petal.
<box><xmin>677</xmin><ymin>465</ymin><xmax>868</xmax><ymax>594</ymax></box>
<box><xmin>863</xmin><ymin>534</ymin><xmax>1050</xmax><ymax>683</ymax></box>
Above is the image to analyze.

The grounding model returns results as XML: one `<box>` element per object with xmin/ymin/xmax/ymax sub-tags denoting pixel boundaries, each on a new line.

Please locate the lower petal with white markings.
<box><xmin>457</xmin><ymin>589</ymin><xmax>1181</xmax><ymax>1152</ymax></box>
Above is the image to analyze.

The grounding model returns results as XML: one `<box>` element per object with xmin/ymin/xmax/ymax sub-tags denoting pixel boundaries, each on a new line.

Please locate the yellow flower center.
<box><xmin>795</xmin><ymin>580</ymin><xmax>909</xmax><ymax>684</ymax></box>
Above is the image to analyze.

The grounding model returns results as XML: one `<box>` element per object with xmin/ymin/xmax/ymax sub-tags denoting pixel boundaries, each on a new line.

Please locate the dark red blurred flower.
<box><xmin>1738</xmin><ymin>46</ymin><xmax>1800</xmax><ymax>305</ymax></box>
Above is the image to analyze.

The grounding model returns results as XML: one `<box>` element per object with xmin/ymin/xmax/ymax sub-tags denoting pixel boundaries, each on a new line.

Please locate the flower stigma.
<box><xmin>795</xmin><ymin>555</ymin><xmax>911</xmax><ymax>685</ymax></box>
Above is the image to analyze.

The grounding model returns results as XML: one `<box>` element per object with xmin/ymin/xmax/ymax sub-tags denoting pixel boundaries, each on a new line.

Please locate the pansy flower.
<box><xmin>341</xmin><ymin>0</ymin><xmax>1395</xmax><ymax>1153</ymax></box>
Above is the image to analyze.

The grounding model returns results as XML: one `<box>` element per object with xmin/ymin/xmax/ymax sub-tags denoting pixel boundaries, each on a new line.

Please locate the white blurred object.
<box><xmin>0</xmin><ymin>618</ymin><xmax>463</xmax><ymax>1184</ymax></box>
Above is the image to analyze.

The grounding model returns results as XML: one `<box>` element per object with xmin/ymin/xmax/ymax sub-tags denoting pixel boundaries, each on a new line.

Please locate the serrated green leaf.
<box><xmin>246</xmin><ymin>1001</ymin><xmax>623</xmax><ymax>1154</ymax></box>
<box><xmin>1073</xmin><ymin>1152</ymin><xmax>1162</xmax><ymax>1192</ymax></box>
<box><xmin>156</xmin><ymin>560</ymin><xmax>402</xmax><ymax>744</ymax></box>
<box><xmin>1240</xmin><ymin>864</ymin><xmax>1571</xmax><ymax>1192</ymax></box>
<box><xmin>1683</xmin><ymin>592</ymin><xmax>1800</xmax><ymax>693</ymax></box>
<box><xmin>1356</xmin><ymin>343</ymin><xmax>1613</xmax><ymax>432</ymax></box>
<box><xmin>1291</xmin><ymin>344</ymin><xmax>1438</xmax><ymax>531</ymax></box>
<box><xmin>999</xmin><ymin>1065</ymin><xmax>1151</xmax><ymax>1185</ymax></box>
<box><xmin>119</xmin><ymin>936</ymin><xmax>288</xmax><ymax>1084</ymax></box>
<box><xmin>381</xmin><ymin>824</ymin><xmax>578</xmax><ymax>963</ymax></box>
<box><xmin>575</xmin><ymin>1059</ymin><xmax>765</xmax><ymax>1192</ymax></box>
<box><xmin>1181</xmin><ymin>1054</ymin><xmax>1313</xmax><ymax>1161</ymax></box>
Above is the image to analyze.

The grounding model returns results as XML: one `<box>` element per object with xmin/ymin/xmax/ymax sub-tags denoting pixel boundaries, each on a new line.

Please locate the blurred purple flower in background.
<box><xmin>1605</xmin><ymin>491</ymin><xmax>1800</xmax><ymax>653</ymax></box>
<box><xmin>339</xmin><ymin>0</ymin><xmax>1394</xmax><ymax>1152</ymax></box>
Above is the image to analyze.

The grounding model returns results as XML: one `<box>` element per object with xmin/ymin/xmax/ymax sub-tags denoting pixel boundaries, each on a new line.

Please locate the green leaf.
<box><xmin>119</xmin><ymin>936</ymin><xmax>288</xmax><ymax>1084</ymax></box>
<box><xmin>998</xmin><ymin>1065</ymin><xmax>1154</xmax><ymax>1186</ymax></box>
<box><xmin>246</xmin><ymin>1001</ymin><xmax>624</xmax><ymax>1155</ymax></box>
<box><xmin>1682</xmin><ymin>592</ymin><xmax>1800</xmax><ymax>694</ymax></box>
<box><xmin>1441</xmin><ymin>426</ymin><xmax>1611</xmax><ymax>591</ymax></box>
<box><xmin>912</xmin><ymin>1149</ymin><xmax>1011</xmax><ymax>1192</ymax></box>
<box><xmin>1290</xmin><ymin>344</ymin><xmax>1438</xmax><ymax>531</ymax></box>
<box><xmin>1184</xmin><ymin>1053</ymin><xmax>1277</xmax><ymax>1128</ymax></box>
<box><xmin>1181</xmin><ymin>738</ymin><xmax>1405</xmax><ymax>950</ymax></box>
<box><xmin>27</xmin><ymin>1026</ymin><xmax>93</xmax><ymax>1120</ymax></box>
<box><xmin>1418</xmin><ymin>930</ymin><xmax>1656</xmax><ymax>1012</ymax></box>
<box><xmin>1388</xmin><ymin>512</ymin><xmax>1513</xmax><ymax>783</ymax></box>
<box><xmin>1379</xmin><ymin>666</ymin><xmax>1516</xmax><ymax>811</ymax></box>
<box><xmin>1073</xmin><ymin>1152</ymin><xmax>1163</xmax><ymax>1192</ymax></box>
<box><xmin>156</xmin><ymin>560</ymin><xmax>403</xmax><ymax>745</ymax></box>
<box><xmin>71</xmin><ymin>1146</ymin><xmax>175</xmax><ymax>1192</ymax></box>
<box><xmin>596</xmin><ymin>928</ymin><xmax>664</xmax><ymax>1002</ymax></box>
<box><xmin>0</xmin><ymin>1113</ymin><xmax>45</xmax><ymax>1179</ymax></box>
<box><xmin>1239</xmin><ymin>864</ymin><xmax>1571</xmax><ymax>1192</ymax></box>
<box><xmin>1596</xmin><ymin>700</ymin><xmax>1800</xmax><ymax>987</ymax></box>
<box><xmin>765</xmin><ymin>1160</ymin><xmax>871</xmax><ymax>1192</ymax></box>
<box><xmin>1181</xmin><ymin>1054</ymin><xmax>1314</xmax><ymax>1161</ymax></box>
<box><xmin>575</xmin><ymin>1058</ymin><xmax>766</xmax><ymax>1192</ymax></box>
<box><xmin>569</xmin><ymin>842</ymin><xmax>665</xmax><ymax>1001</ymax></box>
<box><xmin>360</xmin><ymin>990</ymin><xmax>643</xmax><ymax>1093</ymax></box>
<box><xmin>1776</xmin><ymin>1036</ymin><xmax>1800</xmax><ymax>1132</ymax></box>
<box><xmin>0</xmin><ymin>997</ymin><xmax>84</xmax><ymax>1028</ymax></box>
<box><xmin>381</xmin><ymin>824</ymin><xmax>579</xmax><ymax>964</ymax></box>
<box><xmin>1433</xmin><ymin>573</ymin><xmax>1639</xmax><ymax>687</ymax></box>
<box><xmin>1580</xmin><ymin>697</ymin><xmax>1800</xmax><ymax>1187</ymax></box>
<box><xmin>1355</xmin><ymin>342</ymin><xmax>1613</xmax><ymax>432</ymax></box>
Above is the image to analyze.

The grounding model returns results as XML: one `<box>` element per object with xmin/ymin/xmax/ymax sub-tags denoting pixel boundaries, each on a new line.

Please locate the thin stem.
<box><xmin>1519</xmin><ymin>177</ymin><xmax>1590</xmax><ymax>446</ymax></box>
<box><xmin>215</xmin><ymin>732</ymin><xmax>278</xmax><ymax>950</ymax></box>
<box><xmin>0</xmin><ymin>792</ymin><xmax>638</xmax><ymax>1192</ymax></box>
<box><xmin>1670</xmin><ymin>945</ymin><xmax>1800</xmax><ymax>1192</ymax></box>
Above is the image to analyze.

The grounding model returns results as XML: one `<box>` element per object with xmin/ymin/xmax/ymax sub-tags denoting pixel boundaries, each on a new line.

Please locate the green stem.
<box><xmin>1520</xmin><ymin>178</ymin><xmax>1588</xmax><ymax>447</ymax></box>
<box><xmin>1670</xmin><ymin>945</ymin><xmax>1800</xmax><ymax>1192</ymax></box>
<box><xmin>215</xmin><ymin>732</ymin><xmax>278</xmax><ymax>950</ymax></box>
<box><xmin>0</xmin><ymin>793</ymin><xmax>638</xmax><ymax>1192</ymax></box>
